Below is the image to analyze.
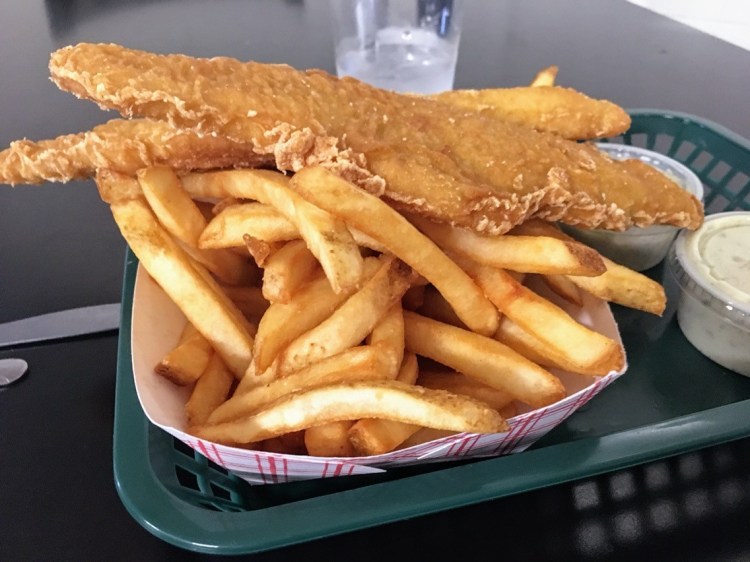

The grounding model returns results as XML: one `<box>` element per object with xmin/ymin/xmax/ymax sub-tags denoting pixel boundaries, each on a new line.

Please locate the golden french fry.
<box><xmin>290</xmin><ymin>166</ymin><xmax>498</xmax><ymax>336</ymax></box>
<box><xmin>95</xmin><ymin>169</ymin><xmax>143</xmax><ymax>203</ymax></box>
<box><xmin>191</xmin><ymin>380</ymin><xmax>508</xmax><ymax>445</ymax></box>
<box><xmin>261</xmin><ymin>430</ymin><xmax>307</xmax><ymax>455</ymax></box>
<box><xmin>530</xmin><ymin>65</ymin><xmax>559</xmax><ymax>87</ymax></box>
<box><xmin>401</xmin><ymin>285</ymin><xmax>425</xmax><ymax>311</ymax></box>
<box><xmin>396</xmin><ymin>352</ymin><xmax>419</xmax><ymax>385</ymax></box>
<box><xmin>243</xmin><ymin>234</ymin><xmax>282</xmax><ymax>266</ymax></box>
<box><xmin>154</xmin><ymin>322</ymin><xmax>213</xmax><ymax>385</ymax></box>
<box><xmin>277</xmin><ymin>257</ymin><xmax>415</xmax><ymax>375</ymax></box>
<box><xmin>494</xmin><ymin>317</ymin><xmax>567</xmax><ymax>372</ymax></box>
<box><xmin>185</xmin><ymin>354</ymin><xmax>235</xmax><ymax>426</ymax></box>
<box><xmin>511</xmin><ymin>219</ymin><xmax>667</xmax><ymax>315</ymax></box>
<box><xmin>404</xmin><ymin>311</ymin><xmax>565</xmax><ymax>408</ymax></box>
<box><xmin>220</xmin><ymin>285</ymin><xmax>269</xmax><ymax>323</ymax></box>
<box><xmin>137</xmin><ymin>166</ymin><xmax>252</xmax><ymax>285</ymax></box>
<box><xmin>261</xmin><ymin>239</ymin><xmax>320</xmax><ymax>303</ymax></box>
<box><xmin>106</xmin><ymin>194</ymin><xmax>254</xmax><ymax>377</ymax></box>
<box><xmin>409</xmin><ymin>214</ymin><xmax>605</xmax><ymax>276</ymax></box>
<box><xmin>199</xmin><ymin>202</ymin><xmax>299</xmax><ymax>248</ymax></box>
<box><xmin>181</xmin><ymin>169</ymin><xmax>364</xmax><ymax>294</ymax></box>
<box><xmin>540</xmin><ymin>274</ymin><xmax>584</xmax><ymax>306</ymax></box>
<box><xmin>305</xmin><ymin>421</ymin><xmax>356</xmax><ymax>457</ymax></box>
<box><xmin>253</xmin><ymin>258</ymin><xmax>381</xmax><ymax>374</ymax></box>
<box><xmin>367</xmin><ymin>303</ymin><xmax>405</xmax><ymax>379</ymax></box>
<box><xmin>418</xmin><ymin>370</ymin><xmax>514</xmax><ymax>412</ymax></box>
<box><xmin>208</xmin><ymin>345</ymin><xmax>392</xmax><ymax>424</ymax></box>
<box><xmin>459</xmin><ymin>258</ymin><xmax>624</xmax><ymax>376</ymax></box>
<box><xmin>418</xmin><ymin>286</ymin><xmax>466</xmax><ymax>328</ymax></box>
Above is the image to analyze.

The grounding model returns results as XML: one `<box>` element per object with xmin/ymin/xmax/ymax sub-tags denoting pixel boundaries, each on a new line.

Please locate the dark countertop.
<box><xmin>1</xmin><ymin>1</ymin><xmax>749</xmax><ymax>560</ymax></box>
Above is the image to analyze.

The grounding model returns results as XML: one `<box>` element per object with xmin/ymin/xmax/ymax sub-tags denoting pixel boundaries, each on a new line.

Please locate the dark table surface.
<box><xmin>1</xmin><ymin>1</ymin><xmax>749</xmax><ymax>560</ymax></box>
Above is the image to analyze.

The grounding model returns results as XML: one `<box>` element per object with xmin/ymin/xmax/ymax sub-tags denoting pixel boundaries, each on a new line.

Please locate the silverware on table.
<box><xmin>0</xmin><ymin>303</ymin><xmax>121</xmax><ymax>348</ymax></box>
<box><xmin>0</xmin><ymin>358</ymin><xmax>29</xmax><ymax>386</ymax></box>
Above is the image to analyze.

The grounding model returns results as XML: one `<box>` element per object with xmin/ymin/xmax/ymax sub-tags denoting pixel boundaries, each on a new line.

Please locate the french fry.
<box><xmin>107</xmin><ymin>194</ymin><xmax>254</xmax><ymax>377</ymax></box>
<box><xmin>530</xmin><ymin>65</ymin><xmax>559</xmax><ymax>87</ymax></box>
<box><xmin>408</xmin><ymin>214</ymin><xmax>605</xmax><ymax>276</ymax></box>
<box><xmin>261</xmin><ymin>430</ymin><xmax>307</xmax><ymax>455</ymax></box>
<box><xmin>540</xmin><ymin>274</ymin><xmax>584</xmax><ymax>306</ymax></box>
<box><xmin>253</xmin><ymin>258</ymin><xmax>381</xmax><ymax>374</ymax></box>
<box><xmin>418</xmin><ymin>286</ymin><xmax>466</xmax><ymax>328</ymax></box>
<box><xmin>199</xmin><ymin>202</ymin><xmax>299</xmax><ymax>248</ymax></box>
<box><xmin>367</xmin><ymin>303</ymin><xmax>405</xmax><ymax>379</ymax></box>
<box><xmin>220</xmin><ymin>285</ymin><xmax>269</xmax><ymax>323</ymax></box>
<box><xmin>154</xmin><ymin>322</ymin><xmax>213</xmax><ymax>385</ymax></box>
<box><xmin>181</xmin><ymin>169</ymin><xmax>364</xmax><ymax>293</ymax></box>
<box><xmin>243</xmin><ymin>234</ymin><xmax>282</xmax><ymax>266</ymax></box>
<box><xmin>418</xmin><ymin>370</ymin><xmax>514</xmax><ymax>412</ymax></box>
<box><xmin>208</xmin><ymin>345</ymin><xmax>392</xmax><ymax>424</ymax></box>
<box><xmin>137</xmin><ymin>166</ymin><xmax>252</xmax><ymax>285</ymax></box>
<box><xmin>403</xmin><ymin>311</ymin><xmax>565</xmax><ymax>408</ymax></box>
<box><xmin>459</xmin><ymin>258</ymin><xmax>624</xmax><ymax>376</ymax></box>
<box><xmin>402</xmin><ymin>285</ymin><xmax>425</xmax><ymax>311</ymax></box>
<box><xmin>277</xmin><ymin>256</ymin><xmax>415</xmax><ymax>375</ymax></box>
<box><xmin>399</xmin><ymin>427</ymin><xmax>458</xmax><ymax>449</ymax></box>
<box><xmin>185</xmin><ymin>353</ymin><xmax>235</xmax><ymax>426</ymax></box>
<box><xmin>305</xmin><ymin>421</ymin><xmax>356</xmax><ymax>457</ymax></box>
<box><xmin>511</xmin><ymin>219</ymin><xmax>667</xmax><ymax>315</ymax></box>
<box><xmin>494</xmin><ymin>317</ymin><xmax>567</xmax><ymax>372</ymax></box>
<box><xmin>261</xmin><ymin>240</ymin><xmax>320</xmax><ymax>303</ymax></box>
<box><xmin>191</xmin><ymin>380</ymin><xmax>508</xmax><ymax>445</ymax></box>
<box><xmin>290</xmin><ymin>166</ymin><xmax>499</xmax><ymax>336</ymax></box>
<box><xmin>348</xmin><ymin>352</ymin><xmax>422</xmax><ymax>456</ymax></box>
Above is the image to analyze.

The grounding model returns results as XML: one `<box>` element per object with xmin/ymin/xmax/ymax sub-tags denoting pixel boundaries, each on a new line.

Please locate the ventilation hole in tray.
<box><xmin>707</xmin><ymin>161</ymin><xmax>732</xmax><ymax>184</ymax></box>
<box><xmin>628</xmin><ymin>133</ymin><xmax>648</xmax><ymax>148</ymax></box>
<box><xmin>726</xmin><ymin>172</ymin><xmax>749</xmax><ymax>196</ymax></box>
<box><xmin>652</xmin><ymin>133</ymin><xmax>673</xmax><ymax>154</ymax></box>
<box><xmin>173</xmin><ymin>437</ymin><xmax>195</xmax><ymax>458</ymax></box>
<box><xmin>674</xmin><ymin>140</ymin><xmax>697</xmax><ymax>161</ymax></box>
<box><xmin>207</xmin><ymin>459</ymin><xmax>229</xmax><ymax>475</ymax></box>
<box><xmin>175</xmin><ymin>465</ymin><xmax>201</xmax><ymax>491</ymax></box>
<box><xmin>210</xmin><ymin>483</ymin><xmax>232</xmax><ymax>501</ymax></box>
<box><xmin>690</xmin><ymin>150</ymin><xmax>714</xmax><ymax>173</ymax></box>
<box><xmin>706</xmin><ymin>193</ymin><xmax>730</xmax><ymax>214</ymax></box>
<box><xmin>604</xmin><ymin>135</ymin><xmax>623</xmax><ymax>144</ymax></box>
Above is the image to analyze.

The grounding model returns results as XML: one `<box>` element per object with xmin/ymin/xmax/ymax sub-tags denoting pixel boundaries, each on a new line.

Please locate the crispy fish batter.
<box><xmin>431</xmin><ymin>86</ymin><xmax>632</xmax><ymax>140</ymax></box>
<box><xmin>0</xmin><ymin>118</ymin><xmax>272</xmax><ymax>185</ymax></box>
<box><xmin>36</xmin><ymin>44</ymin><xmax>701</xmax><ymax>233</ymax></box>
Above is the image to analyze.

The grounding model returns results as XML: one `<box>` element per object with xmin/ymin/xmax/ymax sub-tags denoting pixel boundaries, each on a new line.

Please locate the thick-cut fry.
<box><xmin>261</xmin><ymin>240</ymin><xmax>320</xmax><ymax>303</ymax></box>
<box><xmin>530</xmin><ymin>65</ymin><xmax>559</xmax><ymax>87</ymax></box>
<box><xmin>106</xmin><ymin>194</ymin><xmax>254</xmax><ymax>377</ymax></box>
<box><xmin>191</xmin><ymin>380</ymin><xmax>508</xmax><ymax>445</ymax></box>
<box><xmin>137</xmin><ymin>166</ymin><xmax>252</xmax><ymax>285</ymax></box>
<box><xmin>401</xmin><ymin>285</ymin><xmax>425</xmax><ymax>311</ymax></box>
<box><xmin>511</xmin><ymin>219</ymin><xmax>667</xmax><ymax>315</ymax></box>
<box><xmin>154</xmin><ymin>322</ymin><xmax>213</xmax><ymax>385</ymax></box>
<box><xmin>348</xmin><ymin>352</ymin><xmax>422</xmax><ymax>456</ymax></box>
<box><xmin>253</xmin><ymin>258</ymin><xmax>381</xmax><ymax>374</ymax></box>
<box><xmin>185</xmin><ymin>354</ymin><xmax>235</xmax><ymax>426</ymax></box>
<box><xmin>243</xmin><ymin>234</ymin><xmax>282</xmax><ymax>266</ymax></box>
<box><xmin>305</xmin><ymin>421</ymin><xmax>356</xmax><ymax>457</ymax></box>
<box><xmin>367</xmin><ymin>303</ymin><xmax>405</xmax><ymax>379</ymax></box>
<box><xmin>541</xmin><ymin>274</ymin><xmax>584</xmax><ymax>306</ymax></box>
<box><xmin>208</xmin><ymin>346</ymin><xmax>392</xmax><ymax>424</ymax></box>
<box><xmin>459</xmin><ymin>258</ymin><xmax>624</xmax><ymax>376</ymax></box>
<box><xmin>399</xmin><ymin>428</ymin><xmax>458</xmax><ymax>449</ymax></box>
<box><xmin>418</xmin><ymin>371</ymin><xmax>514</xmax><ymax>412</ymax></box>
<box><xmin>409</xmin><ymin>214</ymin><xmax>605</xmax><ymax>276</ymax></box>
<box><xmin>261</xmin><ymin>431</ymin><xmax>307</xmax><ymax>455</ymax></box>
<box><xmin>495</xmin><ymin>317</ymin><xmax>566</xmax><ymax>372</ymax></box>
<box><xmin>277</xmin><ymin>257</ymin><xmax>415</xmax><ymax>375</ymax></box>
<box><xmin>220</xmin><ymin>285</ymin><xmax>269</xmax><ymax>322</ymax></box>
<box><xmin>404</xmin><ymin>311</ymin><xmax>565</xmax><ymax>408</ymax></box>
<box><xmin>199</xmin><ymin>202</ymin><xmax>299</xmax><ymax>248</ymax></box>
<box><xmin>290</xmin><ymin>166</ymin><xmax>499</xmax><ymax>336</ymax></box>
<box><xmin>181</xmin><ymin>169</ymin><xmax>364</xmax><ymax>293</ymax></box>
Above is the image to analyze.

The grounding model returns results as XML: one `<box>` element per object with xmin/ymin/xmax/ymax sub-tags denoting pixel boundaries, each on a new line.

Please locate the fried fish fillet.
<box><xmin>431</xmin><ymin>86</ymin><xmax>631</xmax><ymax>140</ymax></box>
<box><xmin>0</xmin><ymin>118</ymin><xmax>272</xmax><ymax>185</ymax></box>
<box><xmin>41</xmin><ymin>44</ymin><xmax>702</xmax><ymax>234</ymax></box>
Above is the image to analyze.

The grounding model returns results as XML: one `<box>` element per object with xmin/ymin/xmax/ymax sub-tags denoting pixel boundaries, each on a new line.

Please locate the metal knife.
<box><xmin>0</xmin><ymin>303</ymin><xmax>121</xmax><ymax>347</ymax></box>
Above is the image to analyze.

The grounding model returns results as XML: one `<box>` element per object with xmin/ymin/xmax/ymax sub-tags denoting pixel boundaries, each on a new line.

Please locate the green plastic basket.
<box><xmin>113</xmin><ymin>110</ymin><xmax>750</xmax><ymax>554</ymax></box>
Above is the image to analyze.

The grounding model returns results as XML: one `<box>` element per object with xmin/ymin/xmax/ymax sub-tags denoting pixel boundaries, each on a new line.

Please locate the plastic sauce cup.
<box><xmin>668</xmin><ymin>211</ymin><xmax>750</xmax><ymax>377</ymax></box>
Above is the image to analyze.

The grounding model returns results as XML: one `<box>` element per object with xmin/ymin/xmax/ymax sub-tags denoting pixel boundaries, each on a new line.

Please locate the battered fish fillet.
<box><xmin>43</xmin><ymin>44</ymin><xmax>702</xmax><ymax>234</ymax></box>
<box><xmin>431</xmin><ymin>86</ymin><xmax>631</xmax><ymax>140</ymax></box>
<box><xmin>0</xmin><ymin>118</ymin><xmax>272</xmax><ymax>185</ymax></box>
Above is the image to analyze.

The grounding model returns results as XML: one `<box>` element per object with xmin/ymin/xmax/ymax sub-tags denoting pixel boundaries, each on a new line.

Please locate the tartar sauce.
<box><xmin>671</xmin><ymin>212</ymin><xmax>750</xmax><ymax>377</ymax></box>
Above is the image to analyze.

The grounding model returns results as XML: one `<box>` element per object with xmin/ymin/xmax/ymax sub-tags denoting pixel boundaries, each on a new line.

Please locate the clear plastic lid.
<box><xmin>669</xmin><ymin>211</ymin><xmax>750</xmax><ymax>330</ymax></box>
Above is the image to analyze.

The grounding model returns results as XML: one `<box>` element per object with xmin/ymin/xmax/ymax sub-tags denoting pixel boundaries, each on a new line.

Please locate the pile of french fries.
<box><xmin>98</xmin><ymin>143</ymin><xmax>665</xmax><ymax>457</ymax></box>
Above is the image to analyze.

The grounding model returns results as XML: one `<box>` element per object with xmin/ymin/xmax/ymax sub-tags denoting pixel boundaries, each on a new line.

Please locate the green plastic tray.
<box><xmin>113</xmin><ymin>110</ymin><xmax>750</xmax><ymax>554</ymax></box>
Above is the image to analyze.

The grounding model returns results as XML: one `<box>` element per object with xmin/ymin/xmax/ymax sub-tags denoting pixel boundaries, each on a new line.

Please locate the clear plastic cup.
<box><xmin>329</xmin><ymin>0</ymin><xmax>464</xmax><ymax>94</ymax></box>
